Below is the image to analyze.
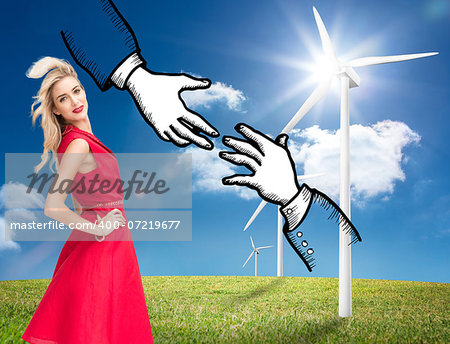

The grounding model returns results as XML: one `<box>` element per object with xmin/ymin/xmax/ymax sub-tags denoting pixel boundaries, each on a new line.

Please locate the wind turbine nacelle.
<box><xmin>338</xmin><ymin>66</ymin><xmax>360</xmax><ymax>88</ymax></box>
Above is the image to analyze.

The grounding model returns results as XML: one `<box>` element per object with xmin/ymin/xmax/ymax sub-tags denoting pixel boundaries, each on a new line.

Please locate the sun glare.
<box><xmin>263</xmin><ymin>7</ymin><xmax>410</xmax><ymax>124</ymax></box>
<box><xmin>225</xmin><ymin>4</ymin><xmax>422</xmax><ymax>127</ymax></box>
<box><xmin>310</xmin><ymin>55</ymin><xmax>339</xmax><ymax>83</ymax></box>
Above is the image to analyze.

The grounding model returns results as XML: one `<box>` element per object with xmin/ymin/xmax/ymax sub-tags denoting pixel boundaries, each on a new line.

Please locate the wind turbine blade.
<box><xmin>243</xmin><ymin>251</ymin><xmax>254</xmax><ymax>268</ymax></box>
<box><xmin>297</xmin><ymin>173</ymin><xmax>326</xmax><ymax>180</ymax></box>
<box><xmin>313</xmin><ymin>6</ymin><xmax>336</xmax><ymax>59</ymax></box>
<box><xmin>250</xmin><ymin>236</ymin><xmax>255</xmax><ymax>249</ymax></box>
<box><xmin>347</xmin><ymin>52</ymin><xmax>438</xmax><ymax>67</ymax></box>
<box><xmin>243</xmin><ymin>200</ymin><xmax>268</xmax><ymax>231</ymax></box>
<box><xmin>256</xmin><ymin>246</ymin><xmax>273</xmax><ymax>250</ymax></box>
<box><xmin>281</xmin><ymin>78</ymin><xmax>331</xmax><ymax>134</ymax></box>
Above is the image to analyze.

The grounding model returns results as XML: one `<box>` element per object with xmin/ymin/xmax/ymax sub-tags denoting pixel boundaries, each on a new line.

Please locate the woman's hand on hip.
<box><xmin>95</xmin><ymin>209</ymin><xmax>126</xmax><ymax>237</ymax></box>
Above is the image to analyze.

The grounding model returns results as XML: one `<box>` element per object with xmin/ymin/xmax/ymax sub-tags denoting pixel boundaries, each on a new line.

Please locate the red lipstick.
<box><xmin>73</xmin><ymin>105</ymin><xmax>84</xmax><ymax>113</ymax></box>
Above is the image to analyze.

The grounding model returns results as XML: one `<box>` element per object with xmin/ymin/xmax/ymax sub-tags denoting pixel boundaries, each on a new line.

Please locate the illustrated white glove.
<box><xmin>94</xmin><ymin>208</ymin><xmax>126</xmax><ymax>242</ymax></box>
<box><xmin>126</xmin><ymin>67</ymin><xmax>219</xmax><ymax>150</ymax></box>
<box><xmin>220</xmin><ymin>123</ymin><xmax>301</xmax><ymax>206</ymax></box>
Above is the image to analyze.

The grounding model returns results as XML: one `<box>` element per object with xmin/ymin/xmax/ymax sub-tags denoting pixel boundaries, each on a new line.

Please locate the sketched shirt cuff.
<box><xmin>111</xmin><ymin>52</ymin><xmax>146</xmax><ymax>90</ymax></box>
<box><xmin>280</xmin><ymin>185</ymin><xmax>312</xmax><ymax>231</ymax></box>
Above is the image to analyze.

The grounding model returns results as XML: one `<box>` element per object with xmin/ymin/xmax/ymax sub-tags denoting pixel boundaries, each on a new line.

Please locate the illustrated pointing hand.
<box><xmin>220</xmin><ymin>123</ymin><xmax>301</xmax><ymax>206</ymax></box>
<box><xmin>126</xmin><ymin>67</ymin><xmax>220</xmax><ymax>150</ymax></box>
<box><xmin>220</xmin><ymin>123</ymin><xmax>362</xmax><ymax>273</ymax></box>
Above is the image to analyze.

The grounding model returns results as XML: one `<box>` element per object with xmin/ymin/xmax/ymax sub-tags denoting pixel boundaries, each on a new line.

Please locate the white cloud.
<box><xmin>0</xmin><ymin>182</ymin><xmax>45</xmax><ymax>209</ymax></box>
<box><xmin>288</xmin><ymin>120</ymin><xmax>421</xmax><ymax>204</ymax></box>
<box><xmin>182</xmin><ymin>81</ymin><xmax>246</xmax><ymax>112</ymax></box>
<box><xmin>0</xmin><ymin>182</ymin><xmax>45</xmax><ymax>253</ymax></box>
<box><xmin>179</xmin><ymin>120</ymin><xmax>420</xmax><ymax>204</ymax></box>
<box><xmin>0</xmin><ymin>218</ymin><xmax>21</xmax><ymax>253</ymax></box>
<box><xmin>183</xmin><ymin>143</ymin><xmax>258</xmax><ymax>200</ymax></box>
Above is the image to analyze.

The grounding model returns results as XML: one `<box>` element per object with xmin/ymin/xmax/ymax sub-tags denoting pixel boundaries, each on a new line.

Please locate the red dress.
<box><xmin>22</xmin><ymin>125</ymin><xmax>153</xmax><ymax>344</ymax></box>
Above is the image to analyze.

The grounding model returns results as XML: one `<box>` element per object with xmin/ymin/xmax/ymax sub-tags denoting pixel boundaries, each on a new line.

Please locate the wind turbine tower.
<box><xmin>310</xmin><ymin>7</ymin><xmax>437</xmax><ymax>317</ymax></box>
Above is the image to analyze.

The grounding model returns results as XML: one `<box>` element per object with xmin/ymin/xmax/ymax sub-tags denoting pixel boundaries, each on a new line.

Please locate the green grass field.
<box><xmin>1</xmin><ymin>276</ymin><xmax>448</xmax><ymax>343</ymax></box>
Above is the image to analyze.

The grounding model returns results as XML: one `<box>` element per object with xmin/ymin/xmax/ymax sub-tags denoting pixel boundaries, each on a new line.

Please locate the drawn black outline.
<box><xmin>60</xmin><ymin>0</ymin><xmax>219</xmax><ymax>150</ymax></box>
<box><xmin>220</xmin><ymin>123</ymin><xmax>362</xmax><ymax>272</ymax></box>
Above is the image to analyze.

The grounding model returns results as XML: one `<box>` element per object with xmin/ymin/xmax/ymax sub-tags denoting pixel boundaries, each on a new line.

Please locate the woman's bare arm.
<box><xmin>45</xmin><ymin>139</ymin><xmax>99</xmax><ymax>234</ymax></box>
<box><xmin>44</xmin><ymin>139</ymin><xmax>124</xmax><ymax>236</ymax></box>
<box><xmin>72</xmin><ymin>194</ymin><xmax>82</xmax><ymax>215</ymax></box>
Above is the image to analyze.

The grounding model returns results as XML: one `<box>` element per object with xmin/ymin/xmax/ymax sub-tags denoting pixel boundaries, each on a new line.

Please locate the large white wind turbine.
<box><xmin>242</xmin><ymin>236</ymin><xmax>272</xmax><ymax>277</ymax></box>
<box><xmin>244</xmin><ymin>173</ymin><xmax>325</xmax><ymax>277</ymax></box>
<box><xmin>311</xmin><ymin>7</ymin><xmax>437</xmax><ymax>318</ymax></box>
<box><xmin>246</xmin><ymin>6</ymin><xmax>438</xmax><ymax>318</ymax></box>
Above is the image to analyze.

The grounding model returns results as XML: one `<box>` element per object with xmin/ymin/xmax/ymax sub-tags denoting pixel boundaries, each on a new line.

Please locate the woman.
<box><xmin>22</xmin><ymin>57</ymin><xmax>154</xmax><ymax>344</ymax></box>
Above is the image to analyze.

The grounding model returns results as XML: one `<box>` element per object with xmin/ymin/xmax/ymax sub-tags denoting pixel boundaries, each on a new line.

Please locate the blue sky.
<box><xmin>0</xmin><ymin>0</ymin><xmax>449</xmax><ymax>283</ymax></box>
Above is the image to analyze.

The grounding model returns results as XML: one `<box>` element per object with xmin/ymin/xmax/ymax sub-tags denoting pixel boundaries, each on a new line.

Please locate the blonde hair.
<box><xmin>26</xmin><ymin>57</ymin><xmax>81</xmax><ymax>172</ymax></box>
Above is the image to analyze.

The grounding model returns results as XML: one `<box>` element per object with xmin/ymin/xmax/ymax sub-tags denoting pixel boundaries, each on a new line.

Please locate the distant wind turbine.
<box><xmin>242</xmin><ymin>236</ymin><xmax>272</xmax><ymax>276</ymax></box>
<box><xmin>244</xmin><ymin>173</ymin><xmax>325</xmax><ymax>277</ymax></box>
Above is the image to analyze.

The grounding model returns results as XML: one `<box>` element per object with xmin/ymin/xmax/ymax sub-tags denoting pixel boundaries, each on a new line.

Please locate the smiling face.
<box><xmin>52</xmin><ymin>76</ymin><xmax>88</xmax><ymax>126</ymax></box>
